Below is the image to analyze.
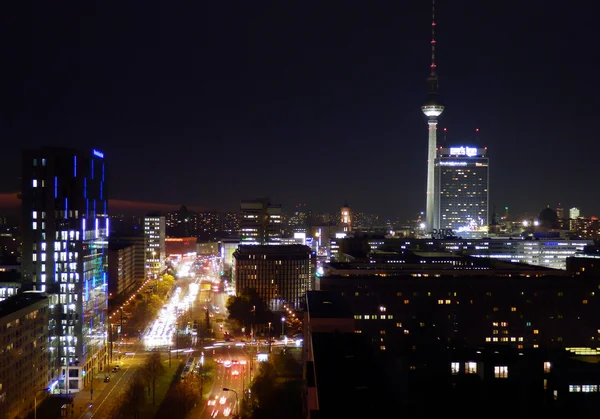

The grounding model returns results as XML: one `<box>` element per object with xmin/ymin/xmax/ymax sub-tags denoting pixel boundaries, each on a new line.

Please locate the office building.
<box><xmin>108</xmin><ymin>242</ymin><xmax>141</xmax><ymax>296</ymax></box>
<box><xmin>240</xmin><ymin>198</ymin><xmax>282</xmax><ymax>245</ymax></box>
<box><xmin>320</xmin><ymin>253</ymin><xmax>600</xmax><ymax>353</ymax></box>
<box><xmin>0</xmin><ymin>292</ymin><xmax>49</xmax><ymax>419</ymax></box>
<box><xmin>0</xmin><ymin>282</ymin><xmax>20</xmax><ymax>302</ymax></box>
<box><xmin>144</xmin><ymin>214</ymin><xmax>165</xmax><ymax>277</ymax></box>
<box><xmin>570</xmin><ymin>207</ymin><xmax>581</xmax><ymax>220</ymax></box>
<box><xmin>435</xmin><ymin>145</ymin><xmax>489</xmax><ymax>233</ymax></box>
<box><xmin>233</xmin><ymin>245</ymin><xmax>315</xmax><ymax>310</ymax></box>
<box><xmin>21</xmin><ymin>147</ymin><xmax>108</xmax><ymax>391</ymax></box>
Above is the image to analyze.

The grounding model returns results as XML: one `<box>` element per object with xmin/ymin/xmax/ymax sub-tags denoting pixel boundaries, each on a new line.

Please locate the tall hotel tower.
<box><xmin>421</xmin><ymin>0</ymin><xmax>444</xmax><ymax>232</ymax></box>
<box><xmin>21</xmin><ymin>147</ymin><xmax>109</xmax><ymax>392</ymax></box>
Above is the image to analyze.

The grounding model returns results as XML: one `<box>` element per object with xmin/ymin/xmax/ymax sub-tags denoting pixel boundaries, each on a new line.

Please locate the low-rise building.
<box><xmin>0</xmin><ymin>291</ymin><xmax>49</xmax><ymax>419</ymax></box>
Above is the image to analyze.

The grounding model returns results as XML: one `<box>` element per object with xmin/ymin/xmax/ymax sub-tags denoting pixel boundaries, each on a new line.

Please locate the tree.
<box><xmin>107</xmin><ymin>373</ymin><xmax>146</xmax><ymax>419</ymax></box>
<box><xmin>226</xmin><ymin>288</ymin><xmax>271</xmax><ymax>328</ymax></box>
<box><xmin>142</xmin><ymin>352</ymin><xmax>166</xmax><ymax>406</ymax></box>
<box><xmin>164</xmin><ymin>376</ymin><xmax>201</xmax><ymax>417</ymax></box>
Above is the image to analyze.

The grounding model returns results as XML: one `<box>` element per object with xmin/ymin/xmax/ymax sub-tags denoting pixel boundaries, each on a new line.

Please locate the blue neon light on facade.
<box><xmin>54</xmin><ymin>177</ymin><xmax>58</xmax><ymax>198</ymax></box>
<box><xmin>102</xmin><ymin>164</ymin><xmax>105</xmax><ymax>182</ymax></box>
<box><xmin>91</xmin><ymin>160</ymin><xmax>94</xmax><ymax>179</ymax></box>
<box><xmin>64</xmin><ymin>198</ymin><xmax>68</xmax><ymax>219</ymax></box>
<box><xmin>92</xmin><ymin>149</ymin><xmax>104</xmax><ymax>158</ymax></box>
<box><xmin>86</xmin><ymin>199</ymin><xmax>89</xmax><ymax>218</ymax></box>
<box><xmin>100</xmin><ymin>182</ymin><xmax>102</xmax><ymax>200</ymax></box>
<box><xmin>84</xmin><ymin>178</ymin><xmax>87</xmax><ymax>198</ymax></box>
<box><xmin>73</xmin><ymin>155</ymin><xmax>77</xmax><ymax>177</ymax></box>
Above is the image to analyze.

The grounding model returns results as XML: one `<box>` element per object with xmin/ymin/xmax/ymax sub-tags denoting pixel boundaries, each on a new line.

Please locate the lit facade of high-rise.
<box><xmin>435</xmin><ymin>146</ymin><xmax>489</xmax><ymax>233</ymax></box>
<box><xmin>240</xmin><ymin>198</ymin><xmax>282</xmax><ymax>245</ymax></box>
<box><xmin>144</xmin><ymin>215</ymin><xmax>165</xmax><ymax>277</ymax></box>
<box><xmin>21</xmin><ymin>147</ymin><xmax>109</xmax><ymax>392</ymax></box>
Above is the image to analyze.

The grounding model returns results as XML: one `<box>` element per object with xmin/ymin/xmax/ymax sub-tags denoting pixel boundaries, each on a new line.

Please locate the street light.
<box><xmin>222</xmin><ymin>387</ymin><xmax>239</xmax><ymax>417</ymax></box>
<box><xmin>34</xmin><ymin>388</ymin><xmax>49</xmax><ymax>419</ymax></box>
<box><xmin>281</xmin><ymin>317</ymin><xmax>285</xmax><ymax>336</ymax></box>
<box><xmin>268</xmin><ymin>322</ymin><xmax>272</xmax><ymax>354</ymax></box>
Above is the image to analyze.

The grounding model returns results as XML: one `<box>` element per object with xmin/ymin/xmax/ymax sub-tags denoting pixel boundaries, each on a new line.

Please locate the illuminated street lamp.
<box><xmin>281</xmin><ymin>317</ymin><xmax>285</xmax><ymax>336</ymax></box>
<box><xmin>223</xmin><ymin>388</ymin><xmax>239</xmax><ymax>417</ymax></box>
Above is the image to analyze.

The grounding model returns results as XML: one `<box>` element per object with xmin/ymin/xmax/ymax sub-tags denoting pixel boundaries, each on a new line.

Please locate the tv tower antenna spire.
<box><xmin>430</xmin><ymin>0</ymin><xmax>437</xmax><ymax>76</ymax></box>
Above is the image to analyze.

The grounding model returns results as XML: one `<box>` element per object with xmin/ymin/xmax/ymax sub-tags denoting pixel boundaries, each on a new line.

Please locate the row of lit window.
<box><xmin>569</xmin><ymin>385</ymin><xmax>599</xmax><ymax>393</ymax></box>
<box><xmin>353</xmin><ymin>314</ymin><xmax>394</xmax><ymax>320</ymax></box>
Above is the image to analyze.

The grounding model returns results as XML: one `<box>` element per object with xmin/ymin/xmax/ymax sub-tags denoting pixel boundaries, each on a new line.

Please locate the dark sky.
<box><xmin>1</xmin><ymin>1</ymin><xmax>596</xmax><ymax>219</ymax></box>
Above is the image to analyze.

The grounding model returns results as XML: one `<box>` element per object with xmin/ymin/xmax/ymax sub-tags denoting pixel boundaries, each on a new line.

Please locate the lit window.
<box><xmin>380</xmin><ymin>330</ymin><xmax>386</xmax><ymax>335</ymax></box>
<box><xmin>494</xmin><ymin>366</ymin><xmax>508</xmax><ymax>378</ymax></box>
<box><xmin>450</xmin><ymin>362</ymin><xmax>460</xmax><ymax>375</ymax></box>
<box><xmin>511</xmin><ymin>307</ymin><xmax>517</xmax><ymax>312</ymax></box>
<box><xmin>569</xmin><ymin>385</ymin><xmax>581</xmax><ymax>393</ymax></box>
<box><xmin>33</xmin><ymin>179</ymin><xmax>38</xmax><ymax>187</ymax></box>
<box><xmin>404</xmin><ymin>300</ymin><xmax>410</xmax><ymax>304</ymax></box>
<box><xmin>485</xmin><ymin>337</ymin><xmax>491</xmax><ymax>342</ymax></box>
<box><xmin>465</xmin><ymin>362</ymin><xmax>477</xmax><ymax>374</ymax></box>
<box><xmin>445</xmin><ymin>299</ymin><xmax>451</xmax><ymax>304</ymax></box>
<box><xmin>404</xmin><ymin>329</ymin><xmax>410</xmax><ymax>335</ymax></box>
<box><xmin>533</xmin><ymin>329</ymin><xmax>539</xmax><ymax>335</ymax></box>
<box><xmin>500</xmin><ymin>322</ymin><xmax>508</xmax><ymax>327</ymax></box>
<box><xmin>379</xmin><ymin>306</ymin><xmax>386</xmax><ymax>312</ymax></box>
<box><xmin>544</xmin><ymin>362</ymin><xmax>551</xmax><ymax>373</ymax></box>
<box><xmin>380</xmin><ymin>345</ymin><xmax>386</xmax><ymax>351</ymax></box>
<box><xmin>396</xmin><ymin>322</ymin><xmax>402</xmax><ymax>328</ymax></box>
<box><xmin>438</xmin><ymin>299</ymin><xmax>444</xmax><ymax>304</ymax></box>
<box><xmin>583</xmin><ymin>300</ymin><xmax>588</xmax><ymax>304</ymax></box>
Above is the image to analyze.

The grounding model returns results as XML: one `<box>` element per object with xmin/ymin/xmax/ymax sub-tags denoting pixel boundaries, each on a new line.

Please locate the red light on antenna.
<box><xmin>475</xmin><ymin>128</ymin><xmax>479</xmax><ymax>132</ymax></box>
<box><xmin>443</xmin><ymin>128</ymin><xmax>447</xmax><ymax>131</ymax></box>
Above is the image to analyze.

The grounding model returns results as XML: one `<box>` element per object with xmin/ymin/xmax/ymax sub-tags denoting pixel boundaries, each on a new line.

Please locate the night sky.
<box><xmin>1</xmin><ymin>1</ymin><xmax>596</xmax><ymax>219</ymax></box>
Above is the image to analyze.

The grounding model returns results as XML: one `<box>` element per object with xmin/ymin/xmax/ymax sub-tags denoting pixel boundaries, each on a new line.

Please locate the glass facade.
<box><xmin>21</xmin><ymin>148</ymin><xmax>108</xmax><ymax>392</ymax></box>
<box><xmin>435</xmin><ymin>146</ymin><xmax>489</xmax><ymax>233</ymax></box>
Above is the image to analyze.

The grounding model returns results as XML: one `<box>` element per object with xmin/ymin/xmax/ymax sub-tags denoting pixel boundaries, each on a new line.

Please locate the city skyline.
<box><xmin>1</xmin><ymin>1</ymin><xmax>597</xmax><ymax>219</ymax></box>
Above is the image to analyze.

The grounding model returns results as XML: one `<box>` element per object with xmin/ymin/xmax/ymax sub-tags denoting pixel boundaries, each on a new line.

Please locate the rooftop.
<box><xmin>235</xmin><ymin>244</ymin><xmax>312</xmax><ymax>255</ymax></box>
<box><xmin>306</xmin><ymin>291</ymin><xmax>353</xmax><ymax>319</ymax></box>
<box><xmin>0</xmin><ymin>291</ymin><xmax>48</xmax><ymax>319</ymax></box>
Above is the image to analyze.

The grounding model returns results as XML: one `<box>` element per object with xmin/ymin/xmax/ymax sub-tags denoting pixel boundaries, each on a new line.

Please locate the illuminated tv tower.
<box><xmin>422</xmin><ymin>0</ymin><xmax>444</xmax><ymax>232</ymax></box>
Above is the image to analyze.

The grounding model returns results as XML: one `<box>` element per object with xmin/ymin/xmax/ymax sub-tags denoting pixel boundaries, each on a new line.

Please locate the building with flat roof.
<box><xmin>108</xmin><ymin>242</ymin><xmax>141</xmax><ymax>296</ymax></box>
<box><xmin>144</xmin><ymin>214</ymin><xmax>165</xmax><ymax>277</ymax></box>
<box><xmin>0</xmin><ymin>291</ymin><xmax>49</xmax><ymax>419</ymax></box>
<box><xmin>240</xmin><ymin>198</ymin><xmax>282</xmax><ymax>245</ymax></box>
<box><xmin>234</xmin><ymin>245</ymin><xmax>315</xmax><ymax>310</ymax></box>
<box><xmin>303</xmin><ymin>291</ymin><xmax>393</xmax><ymax>418</ymax></box>
<box><xmin>435</xmin><ymin>145</ymin><xmax>489</xmax><ymax>234</ymax></box>
<box><xmin>21</xmin><ymin>147</ymin><xmax>109</xmax><ymax>391</ymax></box>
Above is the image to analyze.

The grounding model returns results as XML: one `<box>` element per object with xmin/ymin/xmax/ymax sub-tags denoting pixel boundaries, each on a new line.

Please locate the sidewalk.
<box><xmin>70</xmin><ymin>375</ymin><xmax>110</xmax><ymax>419</ymax></box>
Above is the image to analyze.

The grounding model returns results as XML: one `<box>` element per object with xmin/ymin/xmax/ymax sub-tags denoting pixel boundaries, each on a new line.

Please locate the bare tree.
<box><xmin>142</xmin><ymin>352</ymin><xmax>166</xmax><ymax>406</ymax></box>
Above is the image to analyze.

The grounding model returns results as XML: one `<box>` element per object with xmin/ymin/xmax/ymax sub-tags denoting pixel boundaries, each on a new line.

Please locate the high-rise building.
<box><xmin>569</xmin><ymin>207</ymin><xmax>581</xmax><ymax>219</ymax></box>
<box><xmin>340</xmin><ymin>203</ymin><xmax>352</xmax><ymax>232</ymax></box>
<box><xmin>435</xmin><ymin>145</ymin><xmax>489</xmax><ymax>233</ymax></box>
<box><xmin>240</xmin><ymin>198</ymin><xmax>282</xmax><ymax>245</ymax></box>
<box><xmin>21</xmin><ymin>147</ymin><xmax>109</xmax><ymax>391</ymax></box>
<box><xmin>421</xmin><ymin>2</ymin><xmax>444</xmax><ymax>232</ymax></box>
<box><xmin>144</xmin><ymin>214</ymin><xmax>166</xmax><ymax>277</ymax></box>
<box><xmin>233</xmin><ymin>245</ymin><xmax>315</xmax><ymax>311</ymax></box>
